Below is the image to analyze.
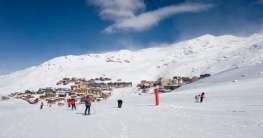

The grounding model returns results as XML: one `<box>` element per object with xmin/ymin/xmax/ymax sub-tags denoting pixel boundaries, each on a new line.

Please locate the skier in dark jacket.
<box><xmin>84</xmin><ymin>95</ymin><xmax>92</xmax><ymax>115</ymax></box>
<box><xmin>40</xmin><ymin>101</ymin><xmax>44</xmax><ymax>109</ymax></box>
<box><xmin>117</xmin><ymin>99</ymin><xmax>123</xmax><ymax>108</ymax></box>
<box><xmin>200</xmin><ymin>92</ymin><xmax>205</xmax><ymax>103</ymax></box>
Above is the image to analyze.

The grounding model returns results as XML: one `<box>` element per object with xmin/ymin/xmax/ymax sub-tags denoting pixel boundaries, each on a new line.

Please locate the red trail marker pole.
<box><xmin>154</xmin><ymin>87</ymin><xmax>160</xmax><ymax>106</ymax></box>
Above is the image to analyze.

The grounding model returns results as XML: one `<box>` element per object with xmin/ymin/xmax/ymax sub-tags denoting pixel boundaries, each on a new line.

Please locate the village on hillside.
<box><xmin>7</xmin><ymin>74</ymin><xmax>211</xmax><ymax>106</ymax></box>
<box><xmin>137</xmin><ymin>74</ymin><xmax>211</xmax><ymax>92</ymax></box>
<box><xmin>8</xmin><ymin>77</ymin><xmax>132</xmax><ymax>105</ymax></box>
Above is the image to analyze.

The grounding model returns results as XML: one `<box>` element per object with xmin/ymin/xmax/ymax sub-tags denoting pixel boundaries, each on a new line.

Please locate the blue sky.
<box><xmin>0</xmin><ymin>0</ymin><xmax>263</xmax><ymax>74</ymax></box>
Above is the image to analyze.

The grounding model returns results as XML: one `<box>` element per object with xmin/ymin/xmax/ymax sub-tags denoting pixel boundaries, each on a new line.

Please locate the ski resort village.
<box><xmin>1</xmin><ymin>0</ymin><xmax>263</xmax><ymax>138</ymax></box>
<box><xmin>7</xmin><ymin>74</ymin><xmax>211</xmax><ymax>106</ymax></box>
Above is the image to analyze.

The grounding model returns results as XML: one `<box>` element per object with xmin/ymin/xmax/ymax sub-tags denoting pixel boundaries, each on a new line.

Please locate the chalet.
<box><xmin>159</xmin><ymin>78</ymin><xmax>173</xmax><ymax>86</ymax></box>
<box><xmin>163</xmin><ymin>85</ymin><xmax>181</xmax><ymax>91</ymax></box>
<box><xmin>87</xmin><ymin>88</ymin><xmax>103</xmax><ymax>98</ymax></box>
<box><xmin>107</xmin><ymin>82</ymin><xmax>132</xmax><ymax>88</ymax></box>
<box><xmin>56</xmin><ymin>88</ymin><xmax>71</xmax><ymax>93</ymax></box>
<box><xmin>182</xmin><ymin>77</ymin><xmax>193</xmax><ymax>84</ymax></box>
<box><xmin>191</xmin><ymin>76</ymin><xmax>200</xmax><ymax>82</ymax></box>
<box><xmin>45</xmin><ymin>91</ymin><xmax>56</xmax><ymax>98</ymax></box>
<box><xmin>178</xmin><ymin>78</ymin><xmax>184</xmax><ymax>85</ymax></box>
<box><xmin>46</xmin><ymin>98</ymin><xmax>57</xmax><ymax>105</ymax></box>
<box><xmin>57</xmin><ymin>93</ymin><xmax>66</xmax><ymax>98</ymax></box>
<box><xmin>46</xmin><ymin>97</ymin><xmax>65</xmax><ymax>105</ymax></box>
<box><xmin>101</xmin><ymin>91</ymin><xmax>111</xmax><ymax>99</ymax></box>
<box><xmin>15</xmin><ymin>93</ymin><xmax>29</xmax><ymax>99</ymax></box>
<box><xmin>70</xmin><ymin>81</ymin><xmax>90</xmax><ymax>96</ymax></box>
<box><xmin>25</xmin><ymin>90</ymin><xmax>36</xmax><ymax>95</ymax></box>
<box><xmin>200</xmin><ymin>74</ymin><xmax>211</xmax><ymax>79</ymax></box>
<box><xmin>27</xmin><ymin>98</ymin><xmax>39</xmax><ymax>104</ymax></box>
<box><xmin>137</xmin><ymin>80</ymin><xmax>155</xmax><ymax>89</ymax></box>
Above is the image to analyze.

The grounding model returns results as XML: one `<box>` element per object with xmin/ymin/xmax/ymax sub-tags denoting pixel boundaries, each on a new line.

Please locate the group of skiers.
<box><xmin>66</xmin><ymin>95</ymin><xmax>93</xmax><ymax>115</ymax></box>
<box><xmin>40</xmin><ymin>94</ymin><xmax>124</xmax><ymax>116</ymax></box>
<box><xmin>66</xmin><ymin>96</ymin><xmax>123</xmax><ymax>115</ymax></box>
<box><xmin>40</xmin><ymin>91</ymin><xmax>206</xmax><ymax>115</ymax></box>
<box><xmin>194</xmin><ymin>92</ymin><xmax>206</xmax><ymax>103</ymax></box>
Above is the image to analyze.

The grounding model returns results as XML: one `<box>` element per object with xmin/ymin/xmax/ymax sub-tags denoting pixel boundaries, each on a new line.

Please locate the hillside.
<box><xmin>0</xmin><ymin>62</ymin><xmax>263</xmax><ymax>138</ymax></box>
<box><xmin>0</xmin><ymin>32</ymin><xmax>263</xmax><ymax>94</ymax></box>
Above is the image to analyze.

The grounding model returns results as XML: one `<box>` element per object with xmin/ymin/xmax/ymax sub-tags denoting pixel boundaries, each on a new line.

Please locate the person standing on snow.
<box><xmin>40</xmin><ymin>101</ymin><xmax>44</xmax><ymax>109</ymax></box>
<box><xmin>67</xmin><ymin>99</ymin><xmax>71</xmax><ymax>108</ymax></box>
<box><xmin>71</xmin><ymin>98</ymin><xmax>77</xmax><ymax>110</ymax></box>
<box><xmin>200</xmin><ymin>92</ymin><xmax>205</xmax><ymax>103</ymax></box>
<box><xmin>117</xmin><ymin>99</ymin><xmax>123</xmax><ymax>108</ymax></box>
<box><xmin>194</xmin><ymin>94</ymin><xmax>200</xmax><ymax>103</ymax></box>
<box><xmin>84</xmin><ymin>95</ymin><xmax>92</xmax><ymax>115</ymax></box>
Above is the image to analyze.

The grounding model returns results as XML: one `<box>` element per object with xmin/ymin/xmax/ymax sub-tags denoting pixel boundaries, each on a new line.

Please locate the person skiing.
<box><xmin>40</xmin><ymin>101</ymin><xmax>44</xmax><ymax>109</ymax></box>
<box><xmin>84</xmin><ymin>95</ymin><xmax>92</xmax><ymax>115</ymax></box>
<box><xmin>71</xmin><ymin>98</ymin><xmax>76</xmax><ymax>110</ymax></box>
<box><xmin>200</xmin><ymin>92</ymin><xmax>205</xmax><ymax>103</ymax></box>
<box><xmin>67</xmin><ymin>99</ymin><xmax>71</xmax><ymax>108</ymax></box>
<box><xmin>194</xmin><ymin>94</ymin><xmax>200</xmax><ymax>103</ymax></box>
<box><xmin>117</xmin><ymin>99</ymin><xmax>123</xmax><ymax>108</ymax></box>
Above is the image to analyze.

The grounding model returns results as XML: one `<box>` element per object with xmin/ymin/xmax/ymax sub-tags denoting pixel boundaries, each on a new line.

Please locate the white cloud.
<box><xmin>88</xmin><ymin>0</ymin><xmax>145</xmax><ymax>21</ymax></box>
<box><xmin>88</xmin><ymin>0</ymin><xmax>213</xmax><ymax>33</ymax></box>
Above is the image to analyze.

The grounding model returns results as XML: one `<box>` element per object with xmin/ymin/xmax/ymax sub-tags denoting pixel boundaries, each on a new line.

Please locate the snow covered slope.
<box><xmin>0</xmin><ymin>32</ymin><xmax>263</xmax><ymax>94</ymax></box>
<box><xmin>0</xmin><ymin>63</ymin><xmax>263</xmax><ymax>138</ymax></box>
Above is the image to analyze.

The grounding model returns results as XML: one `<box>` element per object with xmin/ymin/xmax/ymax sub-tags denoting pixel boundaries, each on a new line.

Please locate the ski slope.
<box><xmin>0</xmin><ymin>32</ymin><xmax>263</xmax><ymax>94</ymax></box>
<box><xmin>0</xmin><ymin>32</ymin><xmax>263</xmax><ymax>137</ymax></box>
<box><xmin>0</xmin><ymin>63</ymin><xmax>263</xmax><ymax>138</ymax></box>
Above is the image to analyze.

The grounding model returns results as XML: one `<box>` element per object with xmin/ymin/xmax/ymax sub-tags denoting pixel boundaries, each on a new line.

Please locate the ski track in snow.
<box><xmin>1</xmin><ymin>85</ymin><xmax>263</xmax><ymax>138</ymax></box>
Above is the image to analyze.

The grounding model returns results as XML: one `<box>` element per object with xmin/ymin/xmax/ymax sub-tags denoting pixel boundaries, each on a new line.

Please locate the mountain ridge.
<box><xmin>0</xmin><ymin>32</ymin><xmax>263</xmax><ymax>94</ymax></box>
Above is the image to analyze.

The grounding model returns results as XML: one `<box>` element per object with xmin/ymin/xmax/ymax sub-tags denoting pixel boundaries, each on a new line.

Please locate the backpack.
<box><xmin>85</xmin><ymin>96</ymin><xmax>91</xmax><ymax>105</ymax></box>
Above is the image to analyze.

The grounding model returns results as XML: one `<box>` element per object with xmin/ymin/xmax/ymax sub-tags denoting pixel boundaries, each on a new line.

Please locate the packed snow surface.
<box><xmin>0</xmin><ymin>63</ymin><xmax>263</xmax><ymax>138</ymax></box>
<box><xmin>0</xmin><ymin>33</ymin><xmax>263</xmax><ymax>138</ymax></box>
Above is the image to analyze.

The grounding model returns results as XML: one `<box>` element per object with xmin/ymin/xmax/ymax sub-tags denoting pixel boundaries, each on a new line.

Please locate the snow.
<box><xmin>0</xmin><ymin>33</ymin><xmax>263</xmax><ymax>138</ymax></box>
<box><xmin>1</xmin><ymin>62</ymin><xmax>263</xmax><ymax>138</ymax></box>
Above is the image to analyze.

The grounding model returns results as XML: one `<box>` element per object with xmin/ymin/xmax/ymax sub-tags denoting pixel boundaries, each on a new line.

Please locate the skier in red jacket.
<box><xmin>70</xmin><ymin>98</ymin><xmax>76</xmax><ymax>110</ymax></box>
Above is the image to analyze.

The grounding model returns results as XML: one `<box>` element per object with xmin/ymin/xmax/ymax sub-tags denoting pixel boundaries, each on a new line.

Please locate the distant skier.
<box><xmin>67</xmin><ymin>99</ymin><xmax>71</xmax><ymax>108</ymax></box>
<box><xmin>200</xmin><ymin>92</ymin><xmax>205</xmax><ymax>103</ymax></box>
<box><xmin>71</xmin><ymin>98</ymin><xmax>76</xmax><ymax>110</ymax></box>
<box><xmin>117</xmin><ymin>99</ymin><xmax>123</xmax><ymax>108</ymax></box>
<box><xmin>40</xmin><ymin>101</ymin><xmax>44</xmax><ymax>109</ymax></box>
<box><xmin>84</xmin><ymin>95</ymin><xmax>92</xmax><ymax>115</ymax></box>
<box><xmin>194</xmin><ymin>95</ymin><xmax>200</xmax><ymax>103</ymax></box>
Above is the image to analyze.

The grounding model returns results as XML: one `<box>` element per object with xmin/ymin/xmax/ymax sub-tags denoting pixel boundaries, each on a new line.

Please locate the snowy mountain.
<box><xmin>1</xmin><ymin>60</ymin><xmax>263</xmax><ymax>138</ymax></box>
<box><xmin>0</xmin><ymin>32</ymin><xmax>263</xmax><ymax>94</ymax></box>
<box><xmin>1</xmin><ymin>33</ymin><xmax>263</xmax><ymax>138</ymax></box>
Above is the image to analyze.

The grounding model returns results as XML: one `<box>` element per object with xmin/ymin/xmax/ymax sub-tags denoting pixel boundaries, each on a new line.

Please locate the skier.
<box><xmin>67</xmin><ymin>99</ymin><xmax>71</xmax><ymax>108</ymax></box>
<box><xmin>40</xmin><ymin>101</ymin><xmax>44</xmax><ymax>109</ymax></box>
<box><xmin>200</xmin><ymin>92</ymin><xmax>205</xmax><ymax>103</ymax></box>
<box><xmin>84</xmin><ymin>95</ymin><xmax>92</xmax><ymax>115</ymax></box>
<box><xmin>71</xmin><ymin>98</ymin><xmax>76</xmax><ymax>110</ymax></box>
<box><xmin>117</xmin><ymin>99</ymin><xmax>123</xmax><ymax>108</ymax></box>
<box><xmin>194</xmin><ymin>94</ymin><xmax>200</xmax><ymax>103</ymax></box>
